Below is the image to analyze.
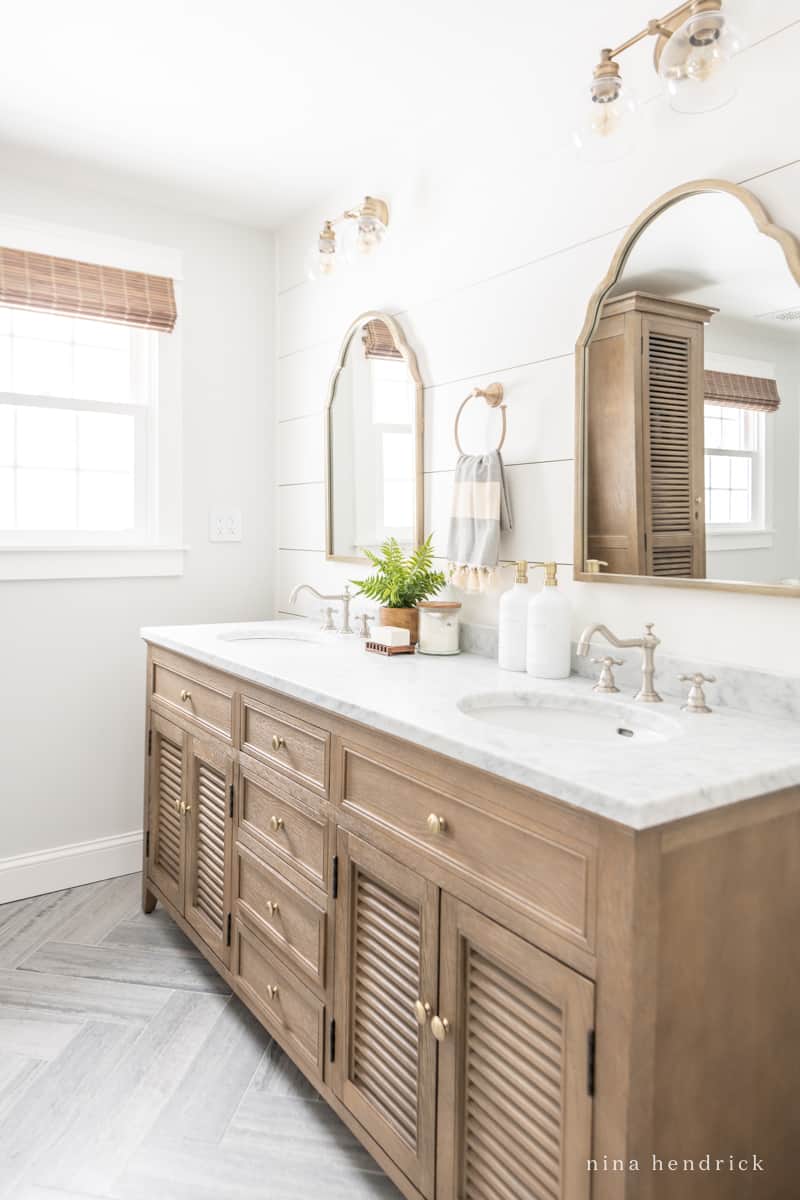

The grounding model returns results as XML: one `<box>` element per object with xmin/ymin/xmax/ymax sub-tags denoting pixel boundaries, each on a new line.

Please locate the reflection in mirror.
<box><xmin>584</xmin><ymin>189</ymin><xmax>800</xmax><ymax>589</ymax></box>
<box><xmin>327</xmin><ymin>314</ymin><xmax>422</xmax><ymax>562</ymax></box>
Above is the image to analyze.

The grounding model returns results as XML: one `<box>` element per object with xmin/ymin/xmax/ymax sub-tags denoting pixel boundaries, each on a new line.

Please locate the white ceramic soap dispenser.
<box><xmin>497</xmin><ymin>560</ymin><xmax>530</xmax><ymax>672</ymax></box>
<box><xmin>526</xmin><ymin>562</ymin><xmax>571</xmax><ymax>679</ymax></box>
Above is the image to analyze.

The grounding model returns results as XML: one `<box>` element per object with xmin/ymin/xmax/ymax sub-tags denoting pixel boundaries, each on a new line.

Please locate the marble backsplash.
<box><xmin>459</xmin><ymin>622</ymin><xmax>800</xmax><ymax>722</ymax></box>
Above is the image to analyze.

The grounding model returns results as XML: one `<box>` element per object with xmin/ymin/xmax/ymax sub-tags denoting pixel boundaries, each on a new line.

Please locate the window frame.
<box><xmin>704</xmin><ymin>403</ymin><xmax>768</xmax><ymax>537</ymax></box>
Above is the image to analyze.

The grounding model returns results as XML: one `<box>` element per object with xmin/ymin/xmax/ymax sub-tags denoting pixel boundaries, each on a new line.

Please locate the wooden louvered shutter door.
<box><xmin>642</xmin><ymin>316</ymin><xmax>706</xmax><ymax>578</ymax></box>
<box><xmin>185</xmin><ymin>735</ymin><xmax>233</xmax><ymax>964</ymax></box>
<box><xmin>436</xmin><ymin>896</ymin><xmax>594</xmax><ymax>1200</ymax></box>
<box><xmin>333</xmin><ymin>832</ymin><xmax>439</xmax><ymax>1197</ymax></box>
<box><xmin>148</xmin><ymin>712</ymin><xmax>187</xmax><ymax>911</ymax></box>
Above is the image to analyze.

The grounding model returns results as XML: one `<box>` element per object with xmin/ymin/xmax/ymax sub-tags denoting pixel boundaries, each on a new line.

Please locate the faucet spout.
<box><xmin>577</xmin><ymin>622</ymin><xmax>662</xmax><ymax>703</ymax></box>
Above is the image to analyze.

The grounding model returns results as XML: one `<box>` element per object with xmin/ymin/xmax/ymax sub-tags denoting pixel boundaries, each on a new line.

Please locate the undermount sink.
<box><xmin>458</xmin><ymin>691</ymin><xmax>683</xmax><ymax>745</ymax></box>
<box><xmin>217</xmin><ymin>626</ymin><xmax>320</xmax><ymax>645</ymax></box>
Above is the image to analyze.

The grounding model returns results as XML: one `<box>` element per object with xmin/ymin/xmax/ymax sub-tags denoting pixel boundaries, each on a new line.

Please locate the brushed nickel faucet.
<box><xmin>289</xmin><ymin>583</ymin><xmax>355</xmax><ymax>635</ymax></box>
<box><xmin>577</xmin><ymin>622</ymin><xmax>662</xmax><ymax>703</ymax></box>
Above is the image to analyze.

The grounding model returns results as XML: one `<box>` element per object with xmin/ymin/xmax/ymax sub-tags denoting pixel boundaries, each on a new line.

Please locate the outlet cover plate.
<box><xmin>209</xmin><ymin>508</ymin><xmax>242</xmax><ymax>542</ymax></box>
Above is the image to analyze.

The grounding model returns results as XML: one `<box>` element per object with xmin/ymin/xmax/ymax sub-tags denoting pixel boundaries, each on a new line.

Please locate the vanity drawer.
<box><xmin>240</xmin><ymin>695</ymin><xmax>329</xmax><ymax>795</ymax></box>
<box><xmin>232</xmin><ymin>916</ymin><xmax>325</xmax><ymax>1082</ymax></box>
<box><xmin>233</xmin><ymin>841</ymin><xmax>327</xmax><ymax>992</ymax></box>
<box><xmin>239</xmin><ymin>758</ymin><xmax>328</xmax><ymax>889</ymax></box>
<box><xmin>339</xmin><ymin>743</ymin><xmax>596</xmax><ymax>949</ymax></box>
<box><xmin>152</xmin><ymin>659</ymin><xmax>233</xmax><ymax>741</ymax></box>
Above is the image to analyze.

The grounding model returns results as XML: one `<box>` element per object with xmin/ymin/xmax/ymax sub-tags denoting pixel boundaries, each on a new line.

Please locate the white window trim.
<box><xmin>0</xmin><ymin>219</ymin><xmax>184</xmax><ymax>581</ymax></box>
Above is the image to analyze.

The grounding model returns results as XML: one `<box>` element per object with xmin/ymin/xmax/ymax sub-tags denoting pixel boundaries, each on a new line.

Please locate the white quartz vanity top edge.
<box><xmin>141</xmin><ymin>622</ymin><xmax>800</xmax><ymax>831</ymax></box>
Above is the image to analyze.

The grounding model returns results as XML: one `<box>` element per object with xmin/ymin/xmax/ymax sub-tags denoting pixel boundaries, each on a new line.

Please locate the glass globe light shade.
<box><xmin>572</xmin><ymin>72</ymin><xmax>641</xmax><ymax>164</ymax></box>
<box><xmin>341</xmin><ymin>211</ymin><xmax>388</xmax><ymax>264</ymax></box>
<box><xmin>658</xmin><ymin>8</ymin><xmax>742</xmax><ymax>114</ymax></box>
<box><xmin>304</xmin><ymin>225</ymin><xmax>338</xmax><ymax>282</ymax></box>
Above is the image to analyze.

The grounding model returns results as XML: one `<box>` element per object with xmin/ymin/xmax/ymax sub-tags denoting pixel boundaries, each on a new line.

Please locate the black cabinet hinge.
<box><xmin>145</xmin><ymin>830</ymin><xmax>150</xmax><ymax>858</ymax></box>
<box><xmin>229</xmin><ymin>783</ymin><xmax>234</xmax><ymax>819</ymax></box>
<box><xmin>147</xmin><ymin>728</ymin><xmax>152</xmax><ymax>756</ymax></box>
<box><xmin>329</xmin><ymin>1019</ymin><xmax>336</xmax><ymax>1063</ymax></box>
<box><xmin>587</xmin><ymin>1029</ymin><xmax>596</xmax><ymax>1096</ymax></box>
<box><xmin>331</xmin><ymin>855</ymin><xmax>339</xmax><ymax>900</ymax></box>
<box><xmin>226</xmin><ymin>912</ymin><xmax>232</xmax><ymax>946</ymax></box>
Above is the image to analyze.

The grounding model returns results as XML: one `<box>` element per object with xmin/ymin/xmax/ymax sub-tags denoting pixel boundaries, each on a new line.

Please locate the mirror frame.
<box><xmin>325</xmin><ymin>309</ymin><xmax>424</xmax><ymax>564</ymax></box>
<box><xmin>574</xmin><ymin>178</ymin><xmax>800</xmax><ymax>598</ymax></box>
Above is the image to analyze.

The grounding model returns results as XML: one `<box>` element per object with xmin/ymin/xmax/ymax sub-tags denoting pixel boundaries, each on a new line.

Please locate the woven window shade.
<box><xmin>0</xmin><ymin>246</ymin><xmax>177</xmax><ymax>332</ymax></box>
<box><xmin>361</xmin><ymin>318</ymin><xmax>401</xmax><ymax>360</ymax></box>
<box><xmin>704</xmin><ymin>370</ymin><xmax>780</xmax><ymax>413</ymax></box>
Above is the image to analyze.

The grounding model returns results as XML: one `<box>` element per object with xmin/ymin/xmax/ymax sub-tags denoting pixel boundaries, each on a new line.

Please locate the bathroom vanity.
<box><xmin>140</xmin><ymin>622</ymin><xmax>800</xmax><ymax>1200</ymax></box>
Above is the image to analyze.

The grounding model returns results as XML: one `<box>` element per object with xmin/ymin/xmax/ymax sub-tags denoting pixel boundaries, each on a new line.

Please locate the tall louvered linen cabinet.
<box><xmin>142</xmin><ymin>643</ymin><xmax>800</xmax><ymax>1200</ymax></box>
<box><xmin>586</xmin><ymin>290</ymin><xmax>714</xmax><ymax>579</ymax></box>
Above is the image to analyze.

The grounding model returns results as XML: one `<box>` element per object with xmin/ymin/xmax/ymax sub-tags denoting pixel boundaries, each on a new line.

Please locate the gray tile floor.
<box><xmin>0</xmin><ymin>873</ymin><xmax>402</xmax><ymax>1200</ymax></box>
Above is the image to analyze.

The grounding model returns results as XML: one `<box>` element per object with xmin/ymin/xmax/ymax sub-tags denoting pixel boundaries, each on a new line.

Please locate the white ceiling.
<box><xmin>0</xmin><ymin>0</ymin><xmax>788</xmax><ymax>229</ymax></box>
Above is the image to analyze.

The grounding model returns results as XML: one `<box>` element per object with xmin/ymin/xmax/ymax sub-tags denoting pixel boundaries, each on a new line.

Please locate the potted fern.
<box><xmin>351</xmin><ymin>535</ymin><xmax>446</xmax><ymax>645</ymax></box>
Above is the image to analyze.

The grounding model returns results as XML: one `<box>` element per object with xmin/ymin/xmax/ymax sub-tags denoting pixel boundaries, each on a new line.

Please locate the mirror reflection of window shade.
<box><xmin>362</xmin><ymin>319</ymin><xmax>402</xmax><ymax>360</ymax></box>
<box><xmin>703</xmin><ymin>370</ymin><xmax>780</xmax><ymax>413</ymax></box>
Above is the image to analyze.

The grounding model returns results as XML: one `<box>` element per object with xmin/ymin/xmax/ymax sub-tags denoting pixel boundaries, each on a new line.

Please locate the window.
<box><xmin>704</xmin><ymin>402</ymin><xmax>765</xmax><ymax>529</ymax></box>
<box><xmin>0</xmin><ymin>307</ymin><xmax>155</xmax><ymax>543</ymax></box>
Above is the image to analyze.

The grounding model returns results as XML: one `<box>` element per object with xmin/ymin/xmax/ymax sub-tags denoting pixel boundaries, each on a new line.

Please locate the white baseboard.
<box><xmin>0</xmin><ymin>831</ymin><xmax>143</xmax><ymax>904</ymax></box>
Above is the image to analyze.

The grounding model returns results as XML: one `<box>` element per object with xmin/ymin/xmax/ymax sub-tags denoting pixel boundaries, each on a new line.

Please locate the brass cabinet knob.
<box><xmin>271</xmin><ymin>734</ymin><xmax>285</xmax><ymax>752</ymax></box>
<box><xmin>266</xmin><ymin>984</ymin><xmax>279</xmax><ymax>1000</ymax></box>
<box><xmin>269</xmin><ymin>815</ymin><xmax>284</xmax><ymax>833</ymax></box>
<box><xmin>179</xmin><ymin>801</ymin><xmax>191</xmax><ymax>815</ymax></box>
<box><xmin>266</xmin><ymin>901</ymin><xmax>280</xmax><ymax>917</ymax></box>
<box><xmin>426</xmin><ymin>813</ymin><xmax>446</xmax><ymax>836</ymax></box>
<box><xmin>414</xmin><ymin>999</ymin><xmax>432</xmax><ymax>1026</ymax></box>
<box><xmin>431</xmin><ymin>1015</ymin><xmax>450</xmax><ymax>1042</ymax></box>
<box><xmin>180</xmin><ymin>689</ymin><xmax>191</xmax><ymax>702</ymax></box>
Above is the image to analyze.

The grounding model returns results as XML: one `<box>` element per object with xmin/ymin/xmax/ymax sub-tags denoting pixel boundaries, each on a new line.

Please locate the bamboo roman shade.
<box><xmin>0</xmin><ymin>246</ymin><xmax>177</xmax><ymax>332</ymax></box>
<box><xmin>704</xmin><ymin>369</ymin><xmax>780</xmax><ymax>413</ymax></box>
<box><xmin>362</xmin><ymin>318</ymin><xmax>402</xmax><ymax>360</ymax></box>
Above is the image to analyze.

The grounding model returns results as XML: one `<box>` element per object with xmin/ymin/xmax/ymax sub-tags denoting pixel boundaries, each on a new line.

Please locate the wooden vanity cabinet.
<box><xmin>142</xmin><ymin>645</ymin><xmax>800</xmax><ymax>1200</ymax></box>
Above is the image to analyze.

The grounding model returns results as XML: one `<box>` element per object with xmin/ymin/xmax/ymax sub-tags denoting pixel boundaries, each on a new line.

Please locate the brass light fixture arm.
<box><xmin>321</xmin><ymin>196</ymin><xmax>390</xmax><ymax>234</ymax></box>
<box><xmin>601</xmin><ymin>0</ymin><xmax>722</xmax><ymax>68</ymax></box>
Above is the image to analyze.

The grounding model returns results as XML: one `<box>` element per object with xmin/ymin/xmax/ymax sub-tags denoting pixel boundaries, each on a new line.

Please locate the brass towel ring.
<box><xmin>453</xmin><ymin>383</ymin><xmax>506</xmax><ymax>455</ymax></box>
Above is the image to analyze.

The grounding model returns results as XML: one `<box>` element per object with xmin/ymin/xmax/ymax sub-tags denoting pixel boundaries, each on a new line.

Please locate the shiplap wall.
<box><xmin>275</xmin><ymin>9</ymin><xmax>800</xmax><ymax>676</ymax></box>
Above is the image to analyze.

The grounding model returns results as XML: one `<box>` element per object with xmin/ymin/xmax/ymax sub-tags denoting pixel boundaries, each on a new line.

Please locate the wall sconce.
<box><xmin>305</xmin><ymin>196</ymin><xmax>390</xmax><ymax>282</ymax></box>
<box><xmin>573</xmin><ymin>0</ymin><xmax>743</xmax><ymax>161</ymax></box>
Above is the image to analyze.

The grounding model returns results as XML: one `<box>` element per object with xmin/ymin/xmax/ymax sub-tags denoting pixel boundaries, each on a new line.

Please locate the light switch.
<box><xmin>209</xmin><ymin>508</ymin><xmax>242</xmax><ymax>542</ymax></box>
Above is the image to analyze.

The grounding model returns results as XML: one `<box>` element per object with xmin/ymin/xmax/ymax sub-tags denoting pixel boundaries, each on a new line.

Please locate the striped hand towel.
<box><xmin>446</xmin><ymin>450</ymin><xmax>512</xmax><ymax>593</ymax></box>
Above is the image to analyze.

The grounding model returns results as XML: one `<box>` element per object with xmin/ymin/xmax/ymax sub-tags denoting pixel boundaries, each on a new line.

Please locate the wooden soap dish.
<box><xmin>365</xmin><ymin>641</ymin><xmax>416</xmax><ymax>657</ymax></box>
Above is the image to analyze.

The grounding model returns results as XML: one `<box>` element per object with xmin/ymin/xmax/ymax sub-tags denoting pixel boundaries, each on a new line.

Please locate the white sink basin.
<box><xmin>458</xmin><ymin>691</ymin><xmax>682</xmax><ymax>745</ymax></box>
<box><xmin>217</xmin><ymin>625</ymin><xmax>320</xmax><ymax>645</ymax></box>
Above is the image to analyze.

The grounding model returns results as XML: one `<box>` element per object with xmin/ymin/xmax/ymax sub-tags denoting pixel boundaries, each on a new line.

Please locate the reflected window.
<box><xmin>704</xmin><ymin>403</ymin><xmax>764</xmax><ymax>528</ymax></box>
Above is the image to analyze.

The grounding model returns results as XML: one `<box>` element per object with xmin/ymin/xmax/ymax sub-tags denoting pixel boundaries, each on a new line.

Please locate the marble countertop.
<box><xmin>141</xmin><ymin>620</ymin><xmax>800</xmax><ymax>831</ymax></box>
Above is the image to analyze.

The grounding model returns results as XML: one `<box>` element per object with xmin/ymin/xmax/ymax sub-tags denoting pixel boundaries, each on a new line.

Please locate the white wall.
<box><xmin>274</xmin><ymin>12</ymin><xmax>800</xmax><ymax>679</ymax></box>
<box><xmin>0</xmin><ymin>158</ymin><xmax>275</xmax><ymax>898</ymax></box>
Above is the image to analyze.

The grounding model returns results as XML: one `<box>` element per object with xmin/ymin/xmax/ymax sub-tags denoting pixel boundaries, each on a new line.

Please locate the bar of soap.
<box><xmin>370</xmin><ymin>625</ymin><xmax>411</xmax><ymax>647</ymax></box>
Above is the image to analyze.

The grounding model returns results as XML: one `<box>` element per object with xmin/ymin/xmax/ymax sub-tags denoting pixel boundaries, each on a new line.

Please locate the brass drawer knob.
<box><xmin>266</xmin><ymin>984</ymin><xmax>279</xmax><ymax>1000</ymax></box>
<box><xmin>271</xmin><ymin>734</ymin><xmax>285</xmax><ymax>752</ymax></box>
<box><xmin>269</xmin><ymin>815</ymin><xmax>284</xmax><ymax>833</ymax></box>
<box><xmin>431</xmin><ymin>1015</ymin><xmax>450</xmax><ymax>1042</ymax></box>
<box><xmin>414</xmin><ymin>999</ymin><xmax>432</xmax><ymax>1026</ymax></box>
<box><xmin>266</xmin><ymin>901</ymin><xmax>280</xmax><ymax>917</ymax></box>
<box><xmin>426</xmin><ymin>813</ymin><xmax>446</xmax><ymax>836</ymax></box>
<box><xmin>180</xmin><ymin>689</ymin><xmax>192</xmax><ymax>703</ymax></box>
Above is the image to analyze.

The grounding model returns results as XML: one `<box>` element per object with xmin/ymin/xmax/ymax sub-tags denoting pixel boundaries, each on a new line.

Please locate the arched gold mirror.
<box><xmin>575</xmin><ymin>179</ymin><xmax>800</xmax><ymax>597</ymax></box>
<box><xmin>326</xmin><ymin>311</ymin><xmax>423</xmax><ymax>563</ymax></box>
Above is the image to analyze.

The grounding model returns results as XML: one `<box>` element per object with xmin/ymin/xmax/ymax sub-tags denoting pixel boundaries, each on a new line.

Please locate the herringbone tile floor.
<box><xmin>0</xmin><ymin>873</ymin><xmax>403</xmax><ymax>1200</ymax></box>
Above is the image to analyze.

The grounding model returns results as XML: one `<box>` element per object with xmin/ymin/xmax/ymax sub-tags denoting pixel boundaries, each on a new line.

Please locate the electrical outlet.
<box><xmin>209</xmin><ymin>508</ymin><xmax>242</xmax><ymax>542</ymax></box>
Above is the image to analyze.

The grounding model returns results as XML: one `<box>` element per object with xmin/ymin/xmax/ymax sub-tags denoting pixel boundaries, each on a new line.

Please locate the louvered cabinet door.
<box><xmin>436</xmin><ymin>896</ymin><xmax>594</xmax><ymax>1200</ymax></box>
<box><xmin>184</xmin><ymin>734</ymin><xmax>234</xmax><ymax>965</ymax></box>
<box><xmin>642</xmin><ymin>316</ymin><xmax>706</xmax><ymax>578</ymax></box>
<box><xmin>333</xmin><ymin>832</ymin><xmax>439</xmax><ymax>1198</ymax></box>
<box><xmin>148</xmin><ymin>712</ymin><xmax>187</xmax><ymax>911</ymax></box>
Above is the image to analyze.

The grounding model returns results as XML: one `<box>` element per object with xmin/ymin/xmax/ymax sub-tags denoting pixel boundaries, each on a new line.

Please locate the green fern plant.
<box><xmin>351</xmin><ymin>535</ymin><xmax>446</xmax><ymax>608</ymax></box>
